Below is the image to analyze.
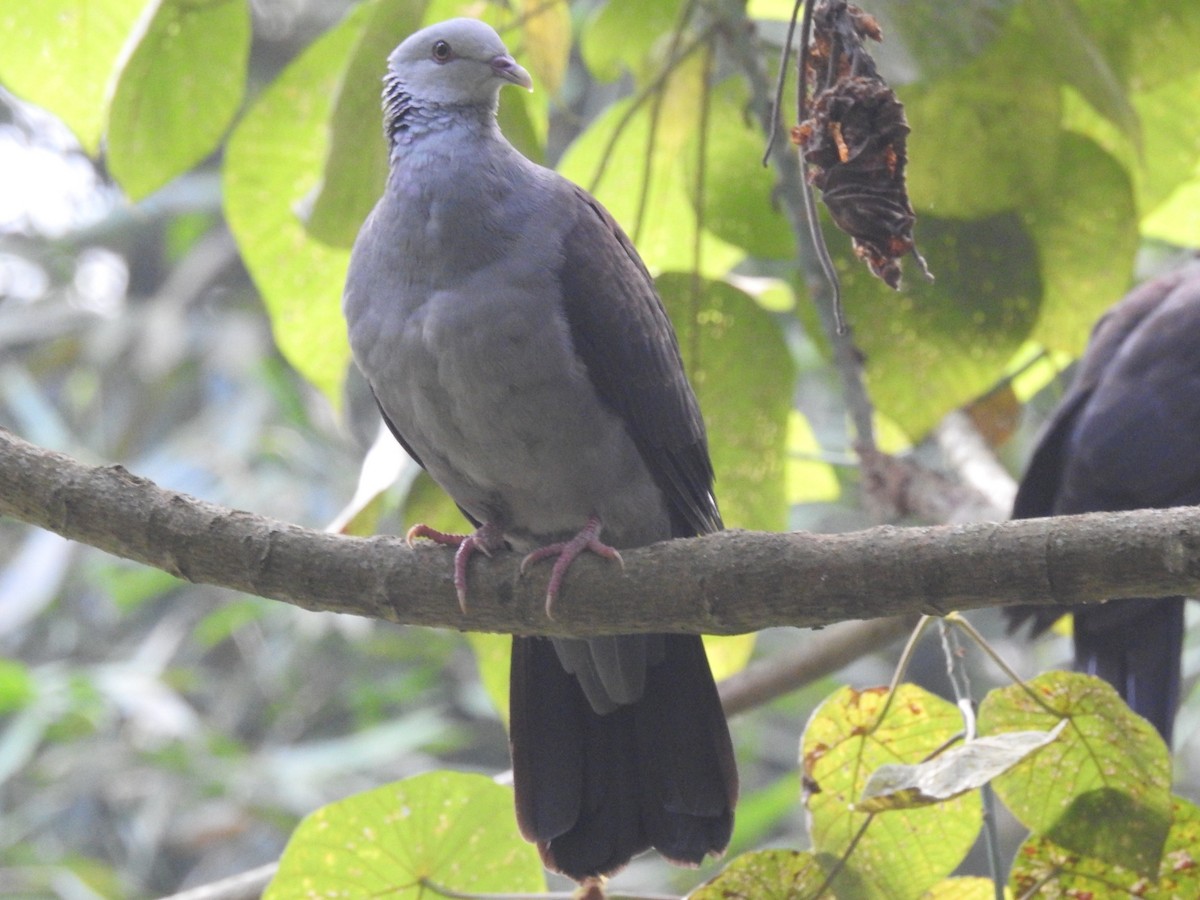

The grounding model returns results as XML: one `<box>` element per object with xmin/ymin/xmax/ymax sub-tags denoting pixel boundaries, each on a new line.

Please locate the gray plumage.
<box><xmin>343</xmin><ymin>18</ymin><xmax>735</xmax><ymax>880</ymax></box>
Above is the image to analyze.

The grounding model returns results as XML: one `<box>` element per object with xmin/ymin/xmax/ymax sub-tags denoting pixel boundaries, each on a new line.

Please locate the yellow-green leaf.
<box><xmin>802</xmin><ymin>684</ymin><xmax>981</xmax><ymax>898</ymax></box>
<box><xmin>107</xmin><ymin>0</ymin><xmax>250</xmax><ymax>200</ymax></box>
<box><xmin>303</xmin><ymin>0</ymin><xmax>426</xmax><ymax>248</ymax></box>
<box><xmin>266</xmin><ymin>771</ymin><xmax>544</xmax><ymax>898</ymax></box>
<box><xmin>1009</xmin><ymin>797</ymin><xmax>1200</xmax><ymax>897</ymax></box>
<box><xmin>0</xmin><ymin>0</ymin><xmax>146</xmax><ymax>154</ymax></box>
<box><xmin>690</xmin><ymin>849</ymin><xmax>832</xmax><ymax>900</ymax></box>
<box><xmin>518</xmin><ymin>0</ymin><xmax>570</xmax><ymax>96</ymax></box>
<box><xmin>979</xmin><ymin>671</ymin><xmax>1173</xmax><ymax>877</ymax></box>
<box><xmin>556</xmin><ymin>54</ymin><xmax>741</xmax><ymax>277</ymax></box>
<box><xmin>223</xmin><ymin>3</ymin><xmax>366</xmax><ymax>405</ymax></box>
<box><xmin>658</xmin><ymin>275</ymin><xmax>793</xmax><ymax>533</ymax></box>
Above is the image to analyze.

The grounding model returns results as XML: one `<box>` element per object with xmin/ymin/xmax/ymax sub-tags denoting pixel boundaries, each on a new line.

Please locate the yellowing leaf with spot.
<box><xmin>802</xmin><ymin>684</ymin><xmax>981</xmax><ymax>898</ymax></box>
<box><xmin>691</xmin><ymin>849</ymin><xmax>832</xmax><ymax>899</ymax></box>
<box><xmin>979</xmin><ymin>671</ymin><xmax>1172</xmax><ymax>877</ymax></box>
<box><xmin>266</xmin><ymin>771</ymin><xmax>544</xmax><ymax>897</ymax></box>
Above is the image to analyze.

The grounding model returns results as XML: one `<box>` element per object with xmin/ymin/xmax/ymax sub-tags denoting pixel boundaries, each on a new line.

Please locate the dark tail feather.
<box><xmin>1073</xmin><ymin>597</ymin><xmax>1184</xmax><ymax>746</ymax></box>
<box><xmin>510</xmin><ymin>634</ymin><xmax>736</xmax><ymax>881</ymax></box>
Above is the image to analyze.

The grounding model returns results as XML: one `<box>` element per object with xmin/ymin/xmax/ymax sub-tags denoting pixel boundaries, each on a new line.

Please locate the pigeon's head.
<box><xmin>387</xmin><ymin>18</ymin><xmax>533</xmax><ymax>106</ymax></box>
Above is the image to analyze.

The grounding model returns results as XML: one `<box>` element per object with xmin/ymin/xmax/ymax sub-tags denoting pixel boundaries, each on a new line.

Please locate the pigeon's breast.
<box><xmin>347</xmin><ymin>157</ymin><xmax>670</xmax><ymax>548</ymax></box>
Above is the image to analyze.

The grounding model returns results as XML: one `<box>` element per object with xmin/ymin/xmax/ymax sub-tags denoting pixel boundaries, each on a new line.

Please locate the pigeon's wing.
<box><xmin>555</xmin><ymin>185</ymin><xmax>721</xmax><ymax>538</ymax></box>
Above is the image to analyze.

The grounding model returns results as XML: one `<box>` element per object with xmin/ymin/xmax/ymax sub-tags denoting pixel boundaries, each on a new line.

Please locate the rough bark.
<box><xmin>4</xmin><ymin>428</ymin><xmax>1199</xmax><ymax>637</ymax></box>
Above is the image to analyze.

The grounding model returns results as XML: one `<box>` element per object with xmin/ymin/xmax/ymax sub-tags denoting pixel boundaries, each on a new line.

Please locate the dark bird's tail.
<box><xmin>509</xmin><ymin>634</ymin><xmax>737</xmax><ymax>881</ymax></box>
<box><xmin>1073</xmin><ymin>597</ymin><xmax>1184</xmax><ymax>745</ymax></box>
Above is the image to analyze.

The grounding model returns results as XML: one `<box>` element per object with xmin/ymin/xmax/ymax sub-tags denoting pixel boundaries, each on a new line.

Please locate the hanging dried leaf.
<box><xmin>793</xmin><ymin>0</ymin><xmax>932</xmax><ymax>289</ymax></box>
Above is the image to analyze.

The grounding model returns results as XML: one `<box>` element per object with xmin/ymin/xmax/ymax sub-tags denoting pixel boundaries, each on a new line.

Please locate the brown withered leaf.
<box><xmin>794</xmin><ymin>0</ymin><xmax>931</xmax><ymax>289</ymax></box>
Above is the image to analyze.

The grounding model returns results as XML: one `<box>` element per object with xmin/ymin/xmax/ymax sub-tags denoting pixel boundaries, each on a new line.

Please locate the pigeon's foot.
<box><xmin>407</xmin><ymin>521</ymin><xmax>505</xmax><ymax>613</ymax></box>
<box><xmin>519</xmin><ymin>515</ymin><xmax>624</xmax><ymax>617</ymax></box>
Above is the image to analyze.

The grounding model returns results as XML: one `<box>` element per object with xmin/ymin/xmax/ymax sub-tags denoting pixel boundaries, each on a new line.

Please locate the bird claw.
<box><xmin>407</xmin><ymin>521</ymin><xmax>504</xmax><ymax>612</ymax></box>
<box><xmin>520</xmin><ymin>515</ymin><xmax>623</xmax><ymax>618</ymax></box>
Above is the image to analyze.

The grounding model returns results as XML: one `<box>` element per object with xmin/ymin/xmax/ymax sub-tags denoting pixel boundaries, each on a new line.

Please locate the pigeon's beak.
<box><xmin>492</xmin><ymin>54</ymin><xmax>534</xmax><ymax>92</ymax></box>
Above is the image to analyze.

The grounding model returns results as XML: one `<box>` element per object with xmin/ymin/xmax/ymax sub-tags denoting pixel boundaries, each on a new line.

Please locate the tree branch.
<box><xmin>4</xmin><ymin>428</ymin><xmax>1199</xmax><ymax>637</ymax></box>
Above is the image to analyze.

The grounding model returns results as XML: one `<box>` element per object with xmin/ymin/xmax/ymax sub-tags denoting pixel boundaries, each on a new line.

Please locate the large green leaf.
<box><xmin>879</xmin><ymin>0</ymin><xmax>1017</xmax><ymax>78</ymax></box>
<box><xmin>582</xmin><ymin>0</ymin><xmax>687</xmax><ymax>82</ymax></box>
<box><xmin>690</xmin><ymin>80</ymin><xmax>794</xmax><ymax>260</ymax></box>
<box><xmin>0</xmin><ymin>0</ymin><xmax>146</xmax><ymax>154</ymax></box>
<box><xmin>556</xmin><ymin>54</ymin><xmax>742</xmax><ymax>277</ymax></box>
<box><xmin>107</xmin><ymin>0</ymin><xmax>250</xmax><ymax>200</ymax></box>
<box><xmin>1022</xmin><ymin>134</ymin><xmax>1138</xmax><ymax>354</ymax></box>
<box><xmin>901</xmin><ymin>28</ymin><xmax>1062</xmax><ymax>219</ymax></box>
<box><xmin>266</xmin><ymin>771</ymin><xmax>544</xmax><ymax>898</ymax></box>
<box><xmin>1136</xmin><ymin>70</ymin><xmax>1200</xmax><ymax>246</ymax></box>
<box><xmin>838</xmin><ymin>212</ymin><xmax>1041</xmax><ymax>439</ymax></box>
<box><xmin>1025</xmin><ymin>0</ymin><xmax>1139</xmax><ymax>145</ymax></box>
<box><xmin>303</xmin><ymin>0</ymin><xmax>427</xmax><ymax>248</ymax></box>
<box><xmin>1077</xmin><ymin>0</ymin><xmax>1200</xmax><ymax>90</ymax></box>
<box><xmin>223</xmin><ymin>3</ymin><xmax>367</xmax><ymax>404</ymax></box>
<box><xmin>802</xmin><ymin>684</ymin><xmax>982</xmax><ymax>899</ymax></box>
<box><xmin>979</xmin><ymin>671</ymin><xmax>1173</xmax><ymax>877</ymax></box>
<box><xmin>657</xmin><ymin>275</ymin><xmax>793</xmax><ymax>533</ymax></box>
<box><xmin>1009</xmin><ymin>797</ymin><xmax>1200</xmax><ymax>897</ymax></box>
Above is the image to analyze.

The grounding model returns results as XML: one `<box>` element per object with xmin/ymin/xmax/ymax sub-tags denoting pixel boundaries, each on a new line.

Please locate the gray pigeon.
<box><xmin>343</xmin><ymin>18</ymin><xmax>737</xmax><ymax>881</ymax></box>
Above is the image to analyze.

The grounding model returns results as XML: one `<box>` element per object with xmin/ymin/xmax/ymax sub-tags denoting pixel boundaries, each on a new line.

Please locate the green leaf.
<box><xmin>582</xmin><ymin>0</ymin><xmax>686</xmax><ymax>82</ymax></box>
<box><xmin>1077</xmin><ymin>0</ymin><xmax>1200</xmax><ymax>90</ymax></box>
<box><xmin>0</xmin><ymin>0</ymin><xmax>146</xmax><ymax>154</ymax></box>
<box><xmin>465</xmin><ymin>633</ymin><xmax>510</xmax><ymax>728</ymax></box>
<box><xmin>657</xmin><ymin>275</ymin><xmax>793</xmax><ymax>533</ymax></box>
<box><xmin>223</xmin><ymin>3</ymin><xmax>367</xmax><ymax>405</ymax></box>
<box><xmin>106</xmin><ymin>0</ymin><xmax>250</xmax><ymax>200</ymax></box>
<box><xmin>788</xmin><ymin>410</ymin><xmax>841</xmax><ymax>505</ymax></box>
<box><xmin>1022</xmin><ymin>134</ymin><xmax>1138</xmax><ymax>354</ymax></box>
<box><xmin>857</xmin><ymin>720</ymin><xmax>1066</xmax><ymax>813</ymax></box>
<box><xmin>802</xmin><ymin>684</ymin><xmax>981</xmax><ymax>898</ymax></box>
<box><xmin>838</xmin><ymin>212</ymin><xmax>1041</xmax><ymax>439</ymax></box>
<box><xmin>303</xmin><ymin>0</ymin><xmax>426</xmax><ymax>248</ymax></box>
<box><xmin>0</xmin><ymin>659</ymin><xmax>35</xmax><ymax>714</ymax></box>
<box><xmin>920</xmin><ymin>877</ymin><xmax>1003</xmax><ymax>900</ymax></box>
<box><xmin>691</xmin><ymin>849</ymin><xmax>832</xmax><ymax>900</ymax></box>
<box><xmin>1026</xmin><ymin>0</ymin><xmax>1139</xmax><ymax>146</ymax></box>
<box><xmin>556</xmin><ymin>54</ymin><xmax>742</xmax><ymax>277</ymax></box>
<box><xmin>1136</xmin><ymin>70</ymin><xmax>1200</xmax><ymax>245</ymax></box>
<box><xmin>879</xmin><ymin>0</ymin><xmax>1017</xmax><ymax>78</ymax></box>
<box><xmin>901</xmin><ymin>24</ymin><xmax>1062</xmax><ymax>219</ymax></box>
<box><xmin>702</xmin><ymin>634</ymin><xmax>756</xmax><ymax>685</ymax></box>
<box><xmin>979</xmin><ymin>671</ymin><xmax>1173</xmax><ymax>877</ymax></box>
<box><xmin>1009</xmin><ymin>797</ymin><xmax>1200</xmax><ymax>897</ymax></box>
<box><xmin>266</xmin><ymin>771</ymin><xmax>545</xmax><ymax>898</ymax></box>
<box><xmin>691</xmin><ymin>80</ymin><xmax>794</xmax><ymax>260</ymax></box>
<box><xmin>517</xmin><ymin>0</ymin><xmax>571</xmax><ymax>96</ymax></box>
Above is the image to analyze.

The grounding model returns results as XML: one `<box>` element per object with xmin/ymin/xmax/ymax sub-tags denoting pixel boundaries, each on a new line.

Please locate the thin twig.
<box><xmin>719</xmin><ymin>617</ymin><xmax>914</xmax><ymax>716</ymax></box>
<box><xmin>763</xmin><ymin>0</ymin><xmax>806</xmax><ymax>165</ymax></box>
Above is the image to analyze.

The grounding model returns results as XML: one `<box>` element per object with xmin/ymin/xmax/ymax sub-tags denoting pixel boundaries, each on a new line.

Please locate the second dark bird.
<box><xmin>1006</xmin><ymin>258</ymin><xmax>1200</xmax><ymax>745</ymax></box>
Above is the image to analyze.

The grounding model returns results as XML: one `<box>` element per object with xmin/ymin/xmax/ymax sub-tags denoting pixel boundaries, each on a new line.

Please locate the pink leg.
<box><xmin>407</xmin><ymin>521</ymin><xmax>505</xmax><ymax>613</ymax></box>
<box><xmin>519</xmin><ymin>515</ymin><xmax>624</xmax><ymax>618</ymax></box>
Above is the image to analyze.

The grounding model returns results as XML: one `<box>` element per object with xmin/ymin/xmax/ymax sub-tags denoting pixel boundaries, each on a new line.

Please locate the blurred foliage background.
<box><xmin>0</xmin><ymin>0</ymin><xmax>1197</xmax><ymax>896</ymax></box>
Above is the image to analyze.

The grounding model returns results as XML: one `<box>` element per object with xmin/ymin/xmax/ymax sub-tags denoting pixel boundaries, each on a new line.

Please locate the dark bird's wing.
<box><xmin>556</xmin><ymin>186</ymin><xmax>721</xmax><ymax>539</ymax></box>
<box><xmin>1005</xmin><ymin>260</ymin><xmax>1200</xmax><ymax>743</ymax></box>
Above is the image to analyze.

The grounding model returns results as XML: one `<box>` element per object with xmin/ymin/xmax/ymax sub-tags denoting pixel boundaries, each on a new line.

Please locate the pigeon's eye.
<box><xmin>431</xmin><ymin>40</ymin><xmax>452</xmax><ymax>62</ymax></box>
